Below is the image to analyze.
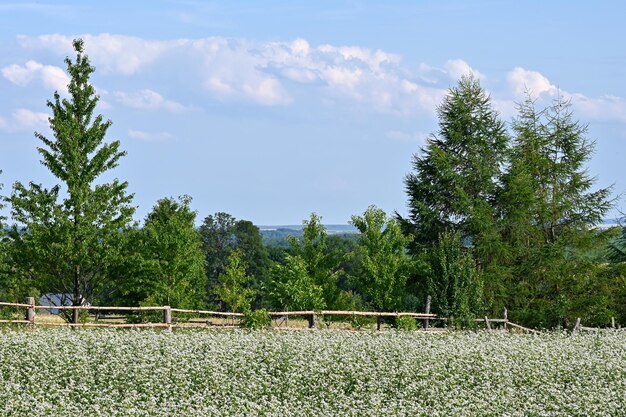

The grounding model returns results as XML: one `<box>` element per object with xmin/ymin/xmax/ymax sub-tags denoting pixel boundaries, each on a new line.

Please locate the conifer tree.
<box><xmin>402</xmin><ymin>75</ymin><xmax>508</xmax><ymax>254</ymax></box>
<box><xmin>8</xmin><ymin>39</ymin><xmax>134</xmax><ymax>322</ymax></box>
<box><xmin>500</xmin><ymin>95</ymin><xmax>613</xmax><ymax>327</ymax></box>
<box><xmin>401</xmin><ymin>75</ymin><xmax>508</xmax><ymax>317</ymax></box>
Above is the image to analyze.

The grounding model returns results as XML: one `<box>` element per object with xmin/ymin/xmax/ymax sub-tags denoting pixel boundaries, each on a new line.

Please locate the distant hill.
<box><xmin>259</xmin><ymin>224</ymin><xmax>358</xmax><ymax>246</ymax></box>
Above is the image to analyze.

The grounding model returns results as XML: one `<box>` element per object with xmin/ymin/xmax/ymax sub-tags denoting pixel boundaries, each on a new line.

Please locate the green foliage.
<box><xmin>395</xmin><ymin>316</ymin><xmax>418</xmax><ymax>331</ymax></box>
<box><xmin>213</xmin><ymin>250</ymin><xmax>255</xmax><ymax>313</ymax></box>
<box><xmin>0</xmin><ymin>173</ymin><xmax>8</xmax><ymax>300</ymax></box>
<box><xmin>135</xmin><ymin>196</ymin><xmax>206</xmax><ymax>309</ymax></box>
<box><xmin>500</xmin><ymin>95</ymin><xmax>614</xmax><ymax>328</ymax></box>
<box><xmin>402</xmin><ymin>75</ymin><xmax>508</xmax><ymax>252</ymax></box>
<box><xmin>286</xmin><ymin>213</ymin><xmax>346</xmax><ymax>309</ymax></box>
<box><xmin>7</xmin><ymin>39</ymin><xmax>134</xmax><ymax>320</ymax></box>
<box><xmin>269</xmin><ymin>254</ymin><xmax>325</xmax><ymax>311</ymax></box>
<box><xmin>241</xmin><ymin>308</ymin><xmax>271</xmax><ymax>329</ymax></box>
<box><xmin>350</xmin><ymin>206</ymin><xmax>413</xmax><ymax>311</ymax></box>
<box><xmin>427</xmin><ymin>231</ymin><xmax>483</xmax><ymax>327</ymax></box>
<box><xmin>400</xmin><ymin>75</ymin><xmax>507</xmax><ymax>321</ymax></box>
<box><xmin>200</xmin><ymin>212</ymin><xmax>269</xmax><ymax>307</ymax></box>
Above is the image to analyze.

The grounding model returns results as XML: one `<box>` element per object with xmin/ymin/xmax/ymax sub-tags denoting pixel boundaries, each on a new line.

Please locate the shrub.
<box><xmin>241</xmin><ymin>308</ymin><xmax>271</xmax><ymax>329</ymax></box>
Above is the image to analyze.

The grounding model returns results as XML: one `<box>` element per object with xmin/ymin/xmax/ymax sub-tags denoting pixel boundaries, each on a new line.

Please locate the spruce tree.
<box><xmin>8</xmin><ymin>39</ymin><xmax>134</xmax><ymax>322</ymax></box>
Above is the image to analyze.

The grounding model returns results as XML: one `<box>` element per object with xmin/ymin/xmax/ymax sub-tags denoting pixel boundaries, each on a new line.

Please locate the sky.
<box><xmin>1</xmin><ymin>1</ymin><xmax>625</xmax><ymax>225</ymax></box>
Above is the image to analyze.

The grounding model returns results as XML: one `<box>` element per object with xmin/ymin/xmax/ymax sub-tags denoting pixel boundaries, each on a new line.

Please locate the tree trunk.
<box><xmin>72</xmin><ymin>265</ymin><xmax>81</xmax><ymax>324</ymax></box>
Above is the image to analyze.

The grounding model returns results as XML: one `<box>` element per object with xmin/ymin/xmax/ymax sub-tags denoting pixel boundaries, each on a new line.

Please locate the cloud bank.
<box><xmin>4</xmin><ymin>33</ymin><xmax>625</xmax><ymax>124</ymax></box>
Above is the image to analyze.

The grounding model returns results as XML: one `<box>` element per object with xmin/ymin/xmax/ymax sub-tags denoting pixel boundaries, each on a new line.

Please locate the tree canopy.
<box><xmin>7</xmin><ymin>39</ymin><xmax>134</xmax><ymax>322</ymax></box>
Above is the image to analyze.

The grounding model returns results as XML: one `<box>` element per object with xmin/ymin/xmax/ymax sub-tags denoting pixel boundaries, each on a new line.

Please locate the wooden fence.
<box><xmin>1</xmin><ymin>297</ymin><xmax>618</xmax><ymax>333</ymax></box>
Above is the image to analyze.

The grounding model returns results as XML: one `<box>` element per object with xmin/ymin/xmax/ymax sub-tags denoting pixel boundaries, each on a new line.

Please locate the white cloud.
<box><xmin>17</xmin><ymin>33</ymin><xmax>182</xmax><ymax>75</ymax></box>
<box><xmin>192</xmin><ymin>37</ymin><xmax>292</xmax><ymax>105</ymax></box>
<box><xmin>569</xmin><ymin>93</ymin><xmax>626</xmax><ymax>123</ymax></box>
<box><xmin>12</xmin><ymin>34</ymin><xmax>626</xmax><ymax>123</ymax></box>
<box><xmin>507</xmin><ymin>67</ymin><xmax>557</xmax><ymax>98</ymax></box>
<box><xmin>2</xmin><ymin>60</ymin><xmax>69</xmax><ymax>91</ymax></box>
<box><xmin>386</xmin><ymin>130</ymin><xmax>429</xmax><ymax>144</ymax></box>
<box><xmin>0</xmin><ymin>108</ymin><xmax>50</xmax><ymax>132</ymax></box>
<box><xmin>114</xmin><ymin>89</ymin><xmax>187</xmax><ymax>112</ymax></box>
<box><xmin>128</xmin><ymin>129</ymin><xmax>174</xmax><ymax>142</ymax></box>
<box><xmin>444</xmin><ymin>59</ymin><xmax>484</xmax><ymax>80</ymax></box>
<box><xmin>492</xmin><ymin>98</ymin><xmax>518</xmax><ymax>119</ymax></box>
<box><xmin>505</xmin><ymin>67</ymin><xmax>626</xmax><ymax>123</ymax></box>
<box><xmin>13</xmin><ymin>108</ymin><xmax>49</xmax><ymax>128</ymax></box>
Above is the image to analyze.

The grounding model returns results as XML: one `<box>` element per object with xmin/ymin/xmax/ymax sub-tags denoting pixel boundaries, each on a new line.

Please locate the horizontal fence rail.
<box><xmin>0</xmin><ymin>297</ymin><xmax>619</xmax><ymax>333</ymax></box>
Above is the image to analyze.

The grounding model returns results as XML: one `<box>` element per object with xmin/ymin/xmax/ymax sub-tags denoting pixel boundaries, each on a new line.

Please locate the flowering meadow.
<box><xmin>0</xmin><ymin>328</ymin><xmax>624</xmax><ymax>416</ymax></box>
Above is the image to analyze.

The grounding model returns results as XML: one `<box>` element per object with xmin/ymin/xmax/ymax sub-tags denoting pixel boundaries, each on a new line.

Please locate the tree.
<box><xmin>401</xmin><ymin>75</ymin><xmax>508</xmax><ymax>316</ymax></box>
<box><xmin>214</xmin><ymin>250</ymin><xmax>255</xmax><ymax>313</ymax></box>
<box><xmin>0</xmin><ymin>173</ymin><xmax>9</xmax><ymax>300</ymax></box>
<box><xmin>199</xmin><ymin>212</ymin><xmax>269</xmax><ymax>307</ymax></box>
<box><xmin>136</xmin><ymin>196</ymin><xmax>206</xmax><ymax>308</ymax></box>
<box><xmin>427</xmin><ymin>231</ymin><xmax>483</xmax><ymax>326</ymax></box>
<box><xmin>269</xmin><ymin>254</ymin><xmax>325</xmax><ymax>311</ymax></box>
<box><xmin>200</xmin><ymin>212</ymin><xmax>236</xmax><ymax>300</ymax></box>
<box><xmin>8</xmin><ymin>39</ymin><xmax>134</xmax><ymax>322</ymax></box>
<box><xmin>500</xmin><ymin>95</ymin><xmax>614</xmax><ymax>327</ymax></box>
<box><xmin>402</xmin><ymin>75</ymin><xmax>508</xmax><ymax>253</ymax></box>
<box><xmin>287</xmin><ymin>213</ymin><xmax>344</xmax><ymax>309</ymax></box>
<box><xmin>349</xmin><ymin>206</ymin><xmax>413</xmax><ymax>311</ymax></box>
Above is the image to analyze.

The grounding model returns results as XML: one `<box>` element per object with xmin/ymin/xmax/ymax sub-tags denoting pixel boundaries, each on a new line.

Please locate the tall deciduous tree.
<box><xmin>200</xmin><ymin>212</ymin><xmax>269</xmax><ymax>306</ymax></box>
<box><xmin>350</xmin><ymin>206</ymin><xmax>413</xmax><ymax>311</ymax></box>
<box><xmin>8</xmin><ymin>39</ymin><xmax>134</xmax><ymax>322</ymax></box>
<box><xmin>213</xmin><ymin>250</ymin><xmax>255</xmax><ymax>313</ymax></box>
<box><xmin>288</xmin><ymin>213</ymin><xmax>344</xmax><ymax>309</ymax></box>
<box><xmin>136</xmin><ymin>196</ymin><xmax>205</xmax><ymax>308</ymax></box>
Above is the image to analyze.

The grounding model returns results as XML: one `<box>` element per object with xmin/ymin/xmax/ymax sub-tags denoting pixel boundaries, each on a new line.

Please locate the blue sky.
<box><xmin>1</xmin><ymin>1</ymin><xmax>625</xmax><ymax>225</ymax></box>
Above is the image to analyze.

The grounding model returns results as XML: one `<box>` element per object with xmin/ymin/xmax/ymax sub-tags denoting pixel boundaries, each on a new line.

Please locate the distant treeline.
<box><xmin>1</xmin><ymin>39</ymin><xmax>625</xmax><ymax>328</ymax></box>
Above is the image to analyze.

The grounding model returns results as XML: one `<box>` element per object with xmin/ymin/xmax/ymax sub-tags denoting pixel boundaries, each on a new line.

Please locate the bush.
<box><xmin>242</xmin><ymin>309</ymin><xmax>271</xmax><ymax>329</ymax></box>
<box><xmin>395</xmin><ymin>316</ymin><xmax>418</xmax><ymax>331</ymax></box>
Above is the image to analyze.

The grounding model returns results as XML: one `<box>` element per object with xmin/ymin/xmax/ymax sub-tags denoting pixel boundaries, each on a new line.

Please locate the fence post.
<box><xmin>484</xmin><ymin>316</ymin><xmax>491</xmax><ymax>330</ymax></box>
<box><xmin>25</xmin><ymin>297</ymin><xmax>35</xmax><ymax>325</ymax></box>
<box><xmin>571</xmin><ymin>317</ymin><xmax>581</xmax><ymax>336</ymax></box>
<box><xmin>611</xmin><ymin>317</ymin><xmax>615</xmax><ymax>329</ymax></box>
<box><xmin>308</xmin><ymin>312</ymin><xmax>316</xmax><ymax>329</ymax></box>
<box><xmin>163</xmin><ymin>306</ymin><xmax>172</xmax><ymax>332</ymax></box>
<box><xmin>423</xmin><ymin>295</ymin><xmax>431</xmax><ymax>330</ymax></box>
<box><xmin>503</xmin><ymin>307</ymin><xmax>508</xmax><ymax>330</ymax></box>
<box><xmin>376</xmin><ymin>315</ymin><xmax>383</xmax><ymax>331</ymax></box>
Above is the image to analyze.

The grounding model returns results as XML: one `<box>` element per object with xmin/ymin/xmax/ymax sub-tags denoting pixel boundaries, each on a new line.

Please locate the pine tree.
<box><xmin>8</xmin><ymin>39</ymin><xmax>134</xmax><ymax>322</ymax></box>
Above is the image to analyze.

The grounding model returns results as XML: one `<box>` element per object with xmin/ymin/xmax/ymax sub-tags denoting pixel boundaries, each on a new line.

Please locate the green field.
<box><xmin>0</xmin><ymin>329</ymin><xmax>624</xmax><ymax>416</ymax></box>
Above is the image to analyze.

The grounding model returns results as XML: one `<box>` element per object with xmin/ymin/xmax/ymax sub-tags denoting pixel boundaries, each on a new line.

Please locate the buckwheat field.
<box><xmin>0</xmin><ymin>329</ymin><xmax>624</xmax><ymax>416</ymax></box>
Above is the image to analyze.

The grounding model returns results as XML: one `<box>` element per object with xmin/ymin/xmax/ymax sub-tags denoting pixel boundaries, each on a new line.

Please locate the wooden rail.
<box><xmin>1</xmin><ymin>298</ymin><xmax>618</xmax><ymax>333</ymax></box>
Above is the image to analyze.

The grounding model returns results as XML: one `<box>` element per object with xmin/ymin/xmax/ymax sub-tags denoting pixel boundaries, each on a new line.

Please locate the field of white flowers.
<box><xmin>0</xmin><ymin>328</ymin><xmax>624</xmax><ymax>416</ymax></box>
